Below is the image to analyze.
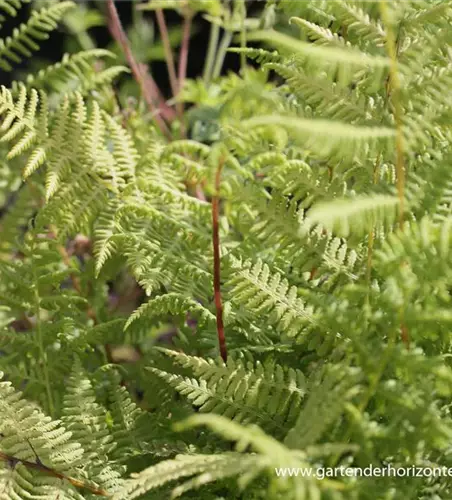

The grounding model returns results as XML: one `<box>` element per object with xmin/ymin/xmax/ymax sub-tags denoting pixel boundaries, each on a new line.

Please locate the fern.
<box><xmin>0</xmin><ymin>1</ymin><xmax>74</xmax><ymax>71</ymax></box>
<box><xmin>1</xmin><ymin>1</ymin><xmax>452</xmax><ymax>499</ymax></box>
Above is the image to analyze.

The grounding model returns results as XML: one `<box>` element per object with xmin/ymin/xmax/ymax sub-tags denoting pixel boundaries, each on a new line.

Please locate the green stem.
<box><xmin>240</xmin><ymin>1</ymin><xmax>247</xmax><ymax>74</ymax></box>
<box><xmin>379</xmin><ymin>0</ymin><xmax>405</xmax><ymax>230</ymax></box>
<box><xmin>379</xmin><ymin>0</ymin><xmax>409</xmax><ymax>348</ymax></box>
<box><xmin>365</xmin><ymin>153</ymin><xmax>381</xmax><ymax>307</ymax></box>
<box><xmin>76</xmin><ymin>30</ymin><xmax>95</xmax><ymax>51</ymax></box>
<box><xmin>33</xmin><ymin>278</ymin><xmax>55</xmax><ymax>417</ymax></box>
<box><xmin>212</xmin><ymin>30</ymin><xmax>233</xmax><ymax>80</ymax></box>
<box><xmin>203</xmin><ymin>22</ymin><xmax>220</xmax><ymax>84</ymax></box>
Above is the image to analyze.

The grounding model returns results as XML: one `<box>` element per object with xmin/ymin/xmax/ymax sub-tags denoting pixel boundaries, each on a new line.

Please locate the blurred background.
<box><xmin>0</xmin><ymin>0</ymin><xmax>265</xmax><ymax>94</ymax></box>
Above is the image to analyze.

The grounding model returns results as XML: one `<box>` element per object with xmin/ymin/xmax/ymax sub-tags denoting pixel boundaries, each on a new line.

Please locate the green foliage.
<box><xmin>0</xmin><ymin>1</ymin><xmax>74</xmax><ymax>71</ymax></box>
<box><xmin>1</xmin><ymin>1</ymin><xmax>452</xmax><ymax>499</ymax></box>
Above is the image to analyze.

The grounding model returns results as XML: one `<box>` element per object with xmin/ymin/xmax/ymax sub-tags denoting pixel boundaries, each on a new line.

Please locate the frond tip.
<box><xmin>247</xmin><ymin>29</ymin><xmax>391</xmax><ymax>86</ymax></box>
<box><xmin>243</xmin><ymin>115</ymin><xmax>395</xmax><ymax>160</ymax></box>
<box><xmin>304</xmin><ymin>194</ymin><xmax>400</xmax><ymax>237</ymax></box>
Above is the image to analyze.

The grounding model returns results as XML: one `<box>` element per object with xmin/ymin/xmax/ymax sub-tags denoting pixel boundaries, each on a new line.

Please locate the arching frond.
<box><xmin>0</xmin><ymin>1</ymin><xmax>74</xmax><ymax>71</ymax></box>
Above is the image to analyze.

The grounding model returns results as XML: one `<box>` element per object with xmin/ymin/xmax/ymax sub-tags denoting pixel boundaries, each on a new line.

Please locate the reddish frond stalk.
<box><xmin>155</xmin><ymin>9</ymin><xmax>179</xmax><ymax>103</ymax></box>
<box><xmin>0</xmin><ymin>451</ymin><xmax>109</xmax><ymax>496</ymax></box>
<box><xmin>212</xmin><ymin>156</ymin><xmax>227</xmax><ymax>363</ymax></box>
<box><xmin>178</xmin><ymin>8</ymin><xmax>192</xmax><ymax>122</ymax></box>
<box><xmin>401</xmin><ymin>322</ymin><xmax>410</xmax><ymax>348</ymax></box>
<box><xmin>106</xmin><ymin>0</ymin><xmax>173</xmax><ymax>138</ymax></box>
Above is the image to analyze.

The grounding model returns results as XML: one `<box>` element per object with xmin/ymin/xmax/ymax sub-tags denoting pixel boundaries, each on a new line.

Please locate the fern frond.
<box><xmin>290</xmin><ymin>16</ymin><xmax>348</xmax><ymax>48</ymax></box>
<box><xmin>125</xmin><ymin>293</ymin><xmax>215</xmax><ymax>331</ymax></box>
<box><xmin>149</xmin><ymin>347</ymin><xmax>307</xmax><ymax>434</ymax></box>
<box><xmin>243</xmin><ymin>115</ymin><xmax>395</xmax><ymax>161</ymax></box>
<box><xmin>102</xmin><ymin>368</ymin><xmax>157</xmax><ymax>461</ymax></box>
<box><xmin>284</xmin><ymin>364</ymin><xmax>361</xmax><ymax>449</ymax></box>
<box><xmin>62</xmin><ymin>360</ymin><xmax>115</xmax><ymax>460</ymax></box>
<box><xmin>0</xmin><ymin>1</ymin><xmax>74</xmax><ymax>71</ymax></box>
<box><xmin>228</xmin><ymin>47</ymin><xmax>281</xmax><ymax>65</ymax></box>
<box><xmin>247</xmin><ymin>29</ymin><xmax>391</xmax><ymax>87</ymax></box>
<box><xmin>62</xmin><ymin>360</ymin><xmax>123</xmax><ymax>493</ymax></box>
<box><xmin>0</xmin><ymin>0</ymin><xmax>24</xmax><ymax>31</ymax></box>
<box><xmin>113</xmin><ymin>414</ymin><xmax>332</xmax><ymax>500</ymax></box>
<box><xmin>0</xmin><ymin>370</ymin><xmax>114</xmax><ymax>498</ymax></box>
<box><xmin>93</xmin><ymin>197</ymin><xmax>121</xmax><ymax>276</ymax></box>
<box><xmin>13</xmin><ymin>49</ymin><xmax>127</xmax><ymax>97</ymax></box>
<box><xmin>111</xmin><ymin>453</ymin><xmax>259</xmax><ymax>500</ymax></box>
<box><xmin>304</xmin><ymin>194</ymin><xmax>399</xmax><ymax>237</ymax></box>
<box><xmin>329</xmin><ymin>0</ymin><xmax>386</xmax><ymax>46</ymax></box>
<box><xmin>265</xmin><ymin>62</ymin><xmax>376</xmax><ymax>123</ymax></box>
<box><xmin>225</xmin><ymin>256</ymin><xmax>319</xmax><ymax>340</ymax></box>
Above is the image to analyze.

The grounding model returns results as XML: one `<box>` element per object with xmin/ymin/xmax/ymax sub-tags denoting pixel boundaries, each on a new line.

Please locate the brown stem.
<box><xmin>380</xmin><ymin>2</ymin><xmax>405</xmax><ymax>230</ymax></box>
<box><xmin>106</xmin><ymin>0</ymin><xmax>173</xmax><ymax>138</ymax></box>
<box><xmin>400</xmin><ymin>322</ymin><xmax>409</xmax><ymax>347</ymax></box>
<box><xmin>178</xmin><ymin>9</ymin><xmax>192</xmax><ymax>124</ymax></box>
<box><xmin>212</xmin><ymin>156</ymin><xmax>227</xmax><ymax>363</ymax></box>
<box><xmin>155</xmin><ymin>9</ymin><xmax>179</xmax><ymax>106</ymax></box>
<box><xmin>380</xmin><ymin>2</ymin><xmax>409</xmax><ymax>348</ymax></box>
<box><xmin>0</xmin><ymin>450</ymin><xmax>109</xmax><ymax>496</ymax></box>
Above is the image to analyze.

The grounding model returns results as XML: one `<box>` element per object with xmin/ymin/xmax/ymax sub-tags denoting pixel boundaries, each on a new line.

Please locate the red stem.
<box><xmin>178</xmin><ymin>10</ymin><xmax>192</xmax><ymax>120</ymax></box>
<box><xmin>155</xmin><ymin>8</ymin><xmax>179</xmax><ymax>103</ymax></box>
<box><xmin>106</xmin><ymin>0</ymin><xmax>173</xmax><ymax>138</ymax></box>
<box><xmin>212</xmin><ymin>156</ymin><xmax>227</xmax><ymax>363</ymax></box>
<box><xmin>401</xmin><ymin>323</ymin><xmax>409</xmax><ymax>347</ymax></box>
<box><xmin>0</xmin><ymin>450</ymin><xmax>109</xmax><ymax>496</ymax></box>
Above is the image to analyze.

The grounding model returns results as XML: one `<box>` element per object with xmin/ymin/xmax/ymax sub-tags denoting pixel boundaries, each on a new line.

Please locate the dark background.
<box><xmin>1</xmin><ymin>0</ymin><xmax>265</xmax><ymax>95</ymax></box>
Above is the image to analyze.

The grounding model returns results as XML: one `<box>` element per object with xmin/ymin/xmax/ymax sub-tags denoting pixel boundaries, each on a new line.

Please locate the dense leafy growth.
<box><xmin>1</xmin><ymin>0</ymin><xmax>452</xmax><ymax>498</ymax></box>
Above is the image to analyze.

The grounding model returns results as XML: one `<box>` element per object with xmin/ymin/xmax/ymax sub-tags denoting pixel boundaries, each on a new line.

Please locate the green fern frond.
<box><xmin>113</xmin><ymin>414</ymin><xmax>335</xmax><ymax>500</ymax></box>
<box><xmin>228</xmin><ymin>47</ymin><xmax>281</xmax><ymax>64</ymax></box>
<box><xmin>284</xmin><ymin>364</ymin><xmax>361</xmax><ymax>449</ymax></box>
<box><xmin>243</xmin><ymin>115</ymin><xmax>395</xmax><ymax>161</ymax></box>
<box><xmin>0</xmin><ymin>370</ymin><xmax>114</xmax><ymax>499</ymax></box>
<box><xmin>0</xmin><ymin>0</ymin><xmax>24</xmax><ymax>28</ymax></box>
<box><xmin>289</xmin><ymin>16</ymin><xmax>348</xmax><ymax>48</ymax></box>
<box><xmin>0</xmin><ymin>85</ymin><xmax>44</xmax><ymax>164</ymax></box>
<box><xmin>304</xmin><ymin>194</ymin><xmax>399</xmax><ymax>237</ymax></box>
<box><xmin>93</xmin><ymin>197</ymin><xmax>121</xmax><ymax>276</ymax></box>
<box><xmin>0</xmin><ymin>1</ymin><xmax>74</xmax><ymax>71</ymax></box>
<box><xmin>265</xmin><ymin>62</ymin><xmax>375</xmax><ymax>123</ymax></box>
<box><xmin>62</xmin><ymin>360</ymin><xmax>123</xmax><ymax>493</ymax></box>
<box><xmin>149</xmin><ymin>347</ymin><xmax>307</xmax><ymax>434</ymax></box>
<box><xmin>102</xmin><ymin>368</ymin><xmax>157</xmax><ymax>461</ymax></box>
<box><xmin>125</xmin><ymin>293</ymin><xmax>215</xmax><ymax>331</ymax></box>
<box><xmin>329</xmin><ymin>1</ymin><xmax>386</xmax><ymax>46</ymax></box>
<box><xmin>111</xmin><ymin>453</ymin><xmax>259</xmax><ymax>500</ymax></box>
<box><xmin>403</xmin><ymin>0</ymin><xmax>452</xmax><ymax>28</ymax></box>
<box><xmin>247</xmin><ymin>29</ymin><xmax>391</xmax><ymax>87</ymax></box>
<box><xmin>225</xmin><ymin>256</ymin><xmax>318</xmax><ymax>340</ymax></box>
<box><xmin>62</xmin><ymin>359</ymin><xmax>115</xmax><ymax>461</ymax></box>
<box><xmin>13</xmin><ymin>49</ymin><xmax>127</xmax><ymax>96</ymax></box>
